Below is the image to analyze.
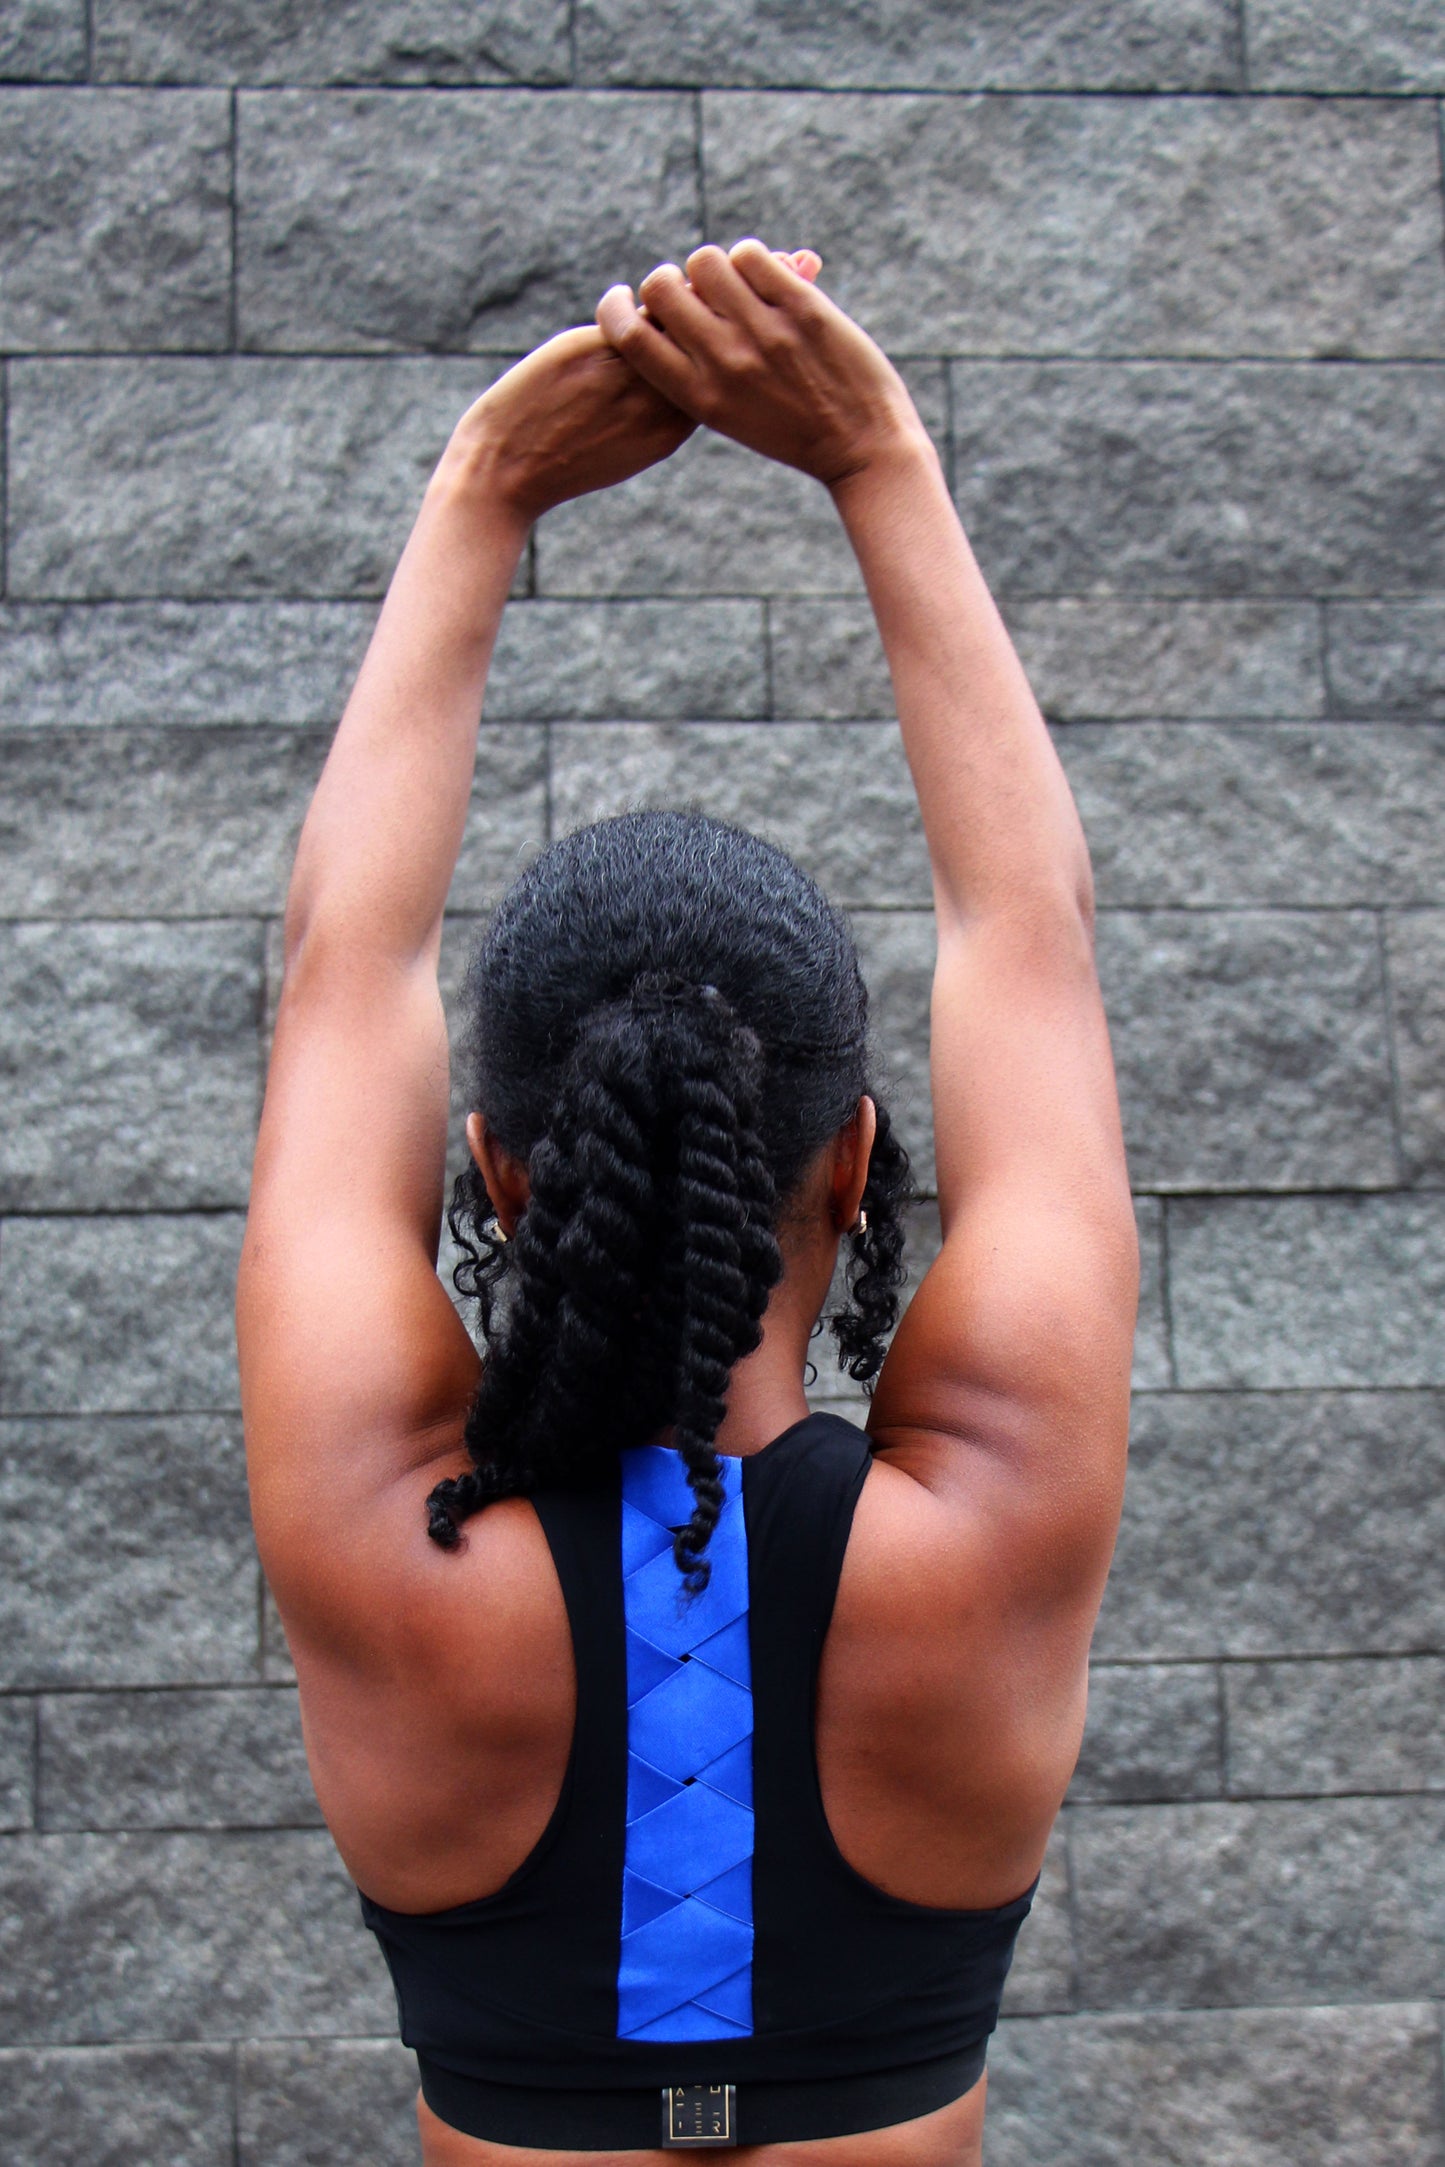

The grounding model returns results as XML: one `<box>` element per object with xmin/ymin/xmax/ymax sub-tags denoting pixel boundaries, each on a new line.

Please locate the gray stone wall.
<box><xmin>1</xmin><ymin>3</ymin><xmax>1443</xmax><ymax>2159</ymax></box>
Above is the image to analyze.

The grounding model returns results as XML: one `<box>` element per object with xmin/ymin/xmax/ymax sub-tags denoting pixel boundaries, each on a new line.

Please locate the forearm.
<box><xmin>831</xmin><ymin>430</ymin><xmax>1092</xmax><ymax>933</ymax></box>
<box><xmin>282</xmin><ymin>425</ymin><xmax>529</xmax><ymax>971</ymax></box>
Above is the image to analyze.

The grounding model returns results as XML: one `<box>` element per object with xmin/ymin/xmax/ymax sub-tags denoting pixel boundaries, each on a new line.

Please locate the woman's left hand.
<box><xmin>449</xmin><ymin>324</ymin><xmax>696</xmax><ymax>523</ymax></box>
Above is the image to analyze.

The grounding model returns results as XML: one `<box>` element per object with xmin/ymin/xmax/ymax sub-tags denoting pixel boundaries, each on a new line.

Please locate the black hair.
<box><xmin>426</xmin><ymin>809</ymin><xmax>912</xmax><ymax>1591</ymax></box>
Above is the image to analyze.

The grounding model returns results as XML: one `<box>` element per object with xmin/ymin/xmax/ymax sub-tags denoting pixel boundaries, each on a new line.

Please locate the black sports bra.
<box><xmin>360</xmin><ymin>1411</ymin><xmax>1034</xmax><ymax>2150</ymax></box>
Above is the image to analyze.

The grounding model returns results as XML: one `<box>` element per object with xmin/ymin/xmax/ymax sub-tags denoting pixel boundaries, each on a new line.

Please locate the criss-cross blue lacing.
<box><xmin>616</xmin><ymin>1445</ymin><xmax>755</xmax><ymax>2041</ymax></box>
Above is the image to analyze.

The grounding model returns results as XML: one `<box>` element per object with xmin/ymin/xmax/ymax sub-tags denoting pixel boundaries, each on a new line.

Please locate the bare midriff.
<box><xmin>414</xmin><ymin>2072</ymin><xmax>988</xmax><ymax>2167</ymax></box>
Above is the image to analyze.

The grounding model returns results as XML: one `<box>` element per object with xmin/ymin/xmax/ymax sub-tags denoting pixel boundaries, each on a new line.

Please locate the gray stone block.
<box><xmin>1327</xmin><ymin>602</ymin><xmax>1445</xmax><ymax>719</ymax></box>
<box><xmin>850</xmin><ymin>909</ymin><xmax>935</xmax><ymax>1193</ymax></box>
<box><xmin>1098</xmin><ymin>909</ymin><xmax>1397</xmax><ymax>1192</ymax></box>
<box><xmin>1387</xmin><ymin>911</ymin><xmax>1445</xmax><ymax>1185</ymax></box>
<box><xmin>950</xmin><ymin>364</ymin><xmax>1445</xmax><ymax>596</ymax></box>
<box><xmin>0</xmin><ymin>2044</ymin><xmax>235</xmax><ymax>2167</ymax></box>
<box><xmin>0</xmin><ymin>1699</ymin><xmax>35</xmax><ymax>1830</ymax></box>
<box><xmin>1010</xmin><ymin>600</ymin><xmax>1325</xmax><ymax>723</ymax></box>
<box><xmin>770</xmin><ymin>597</ymin><xmax>1325</xmax><ymax>723</ymax></box>
<box><xmin>1096</xmin><ymin>1391</ymin><xmax>1445</xmax><ymax>1660</ymax></box>
<box><xmin>239</xmin><ymin>2038</ymin><xmax>419</xmax><ymax>2167</ymax></box>
<box><xmin>1226</xmin><ymin>1657</ymin><xmax>1445</xmax><ymax>1799</ymax></box>
<box><xmin>93</xmin><ymin>0</ymin><xmax>570</xmax><ymax>85</ymax></box>
<box><xmin>0</xmin><ymin>1416</ymin><xmax>257</xmax><ymax>1688</ymax></box>
<box><xmin>0</xmin><ymin>920</ymin><xmax>262</xmax><ymax>1211</ymax></box>
<box><xmin>41</xmin><ymin>1688</ymin><xmax>321</xmax><ymax>1831</ymax></box>
<box><xmin>0</xmin><ymin>2</ymin><xmax>84</xmax><ymax>81</ymax></box>
<box><xmin>1000</xmin><ymin>1826</ymin><xmax>1074</xmax><ymax>2015</ymax></box>
<box><xmin>0</xmin><ymin>1214</ymin><xmax>244</xmax><ymax>1416</ymax></box>
<box><xmin>706</xmin><ymin>94</ymin><xmax>1445</xmax><ymax>360</ymax></box>
<box><xmin>536</xmin><ymin>362</ymin><xmax>947</xmax><ymax>599</ymax></box>
<box><xmin>1248</xmin><ymin>0</ymin><xmax>1445</xmax><ymax>91</ymax></box>
<box><xmin>0</xmin><ymin>91</ymin><xmax>230</xmax><ymax>351</ymax></box>
<box><xmin>1060</xmin><ymin>724</ymin><xmax>1445</xmax><ymax>909</ymax></box>
<box><xmin>0</xmin><ymin>1829</ymin><xmax>390</xmax><ymax>2042</ymax></box>
<box><xmin>549</xmin><ymin>723</ymin><xmax>930</xmax><ymax>908</ymax></box>
<box><xmin>238</xmin><ymin>90</ymin><xmax>700</xmax><ymax>353</ymax></box>
<box><xmin>0</xmin><ymin>602</ymin><xmax>377</xmax><ymax>727</ymax></box>
<box><xmin>489</xmin><ymin>600</ymin><xmax>765</xmax><ymax>720</ymax></box>
<box><xmin>579</xmin><ymin>0</ymin><xmax>1242</xmax><ymax>89</ymax></box>
<box><xmin>1070</xmin><ymin>1796</ymin><xmax>1445</xmax><ymax>2004</ymax></box>
<box><xmin>0</xmin><ymin>725</ymin><xmax>547</xmax><ymax>916</ymax></box>
<box><xmin>987</xmin><ymin>2004</ymin><xmax>1445</xmax><ymax>2167</ymax></box>
<box><xmin>1170</xmin><ymin>1194</ymin><xmax>1445</xmax><ymax>1388</ymax></box>
<box><xmin>8</xmin><ymin>356</ymin><xmax>511</xmax><ymax>600</ymax></box>
<box><xmin>1132</xmin><ymin>1196</ymin><xmax>1171</xmax><ymax>1390</ymax></box>
<box><xmin>260</xmin><ymin>1578</ymin><xmax>296</xmax><ymax>1684</ymax></box>
<box><xmin>1069</xmin><ymin>1664</ymin><xmax>1221</xmax><ymax>1803</ymax></box>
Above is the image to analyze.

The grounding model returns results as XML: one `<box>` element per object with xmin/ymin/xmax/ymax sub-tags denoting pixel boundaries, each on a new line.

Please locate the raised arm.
<box><xmin>599</xmin><ymin>247</ymin><xmax>1137</xmax><ymax>1613</ymax></box>
<box><xmin>237</xmin><ymin>331</ymin><xmax>694</xmax><ymax>1640</ymax></box>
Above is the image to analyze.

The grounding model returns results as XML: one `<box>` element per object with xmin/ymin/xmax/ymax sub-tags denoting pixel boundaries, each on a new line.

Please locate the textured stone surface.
<box><xmin>0</xmin><ymin>1700</ymin><xmax>35</xmax><ymax>1830</ymax></box>
<box><xmin>999</xmin><ymin>1828</ymin><xmax>1073</xmax><ymax>2015</ymax></box>
<box><xmin>7</xmin><ymin>357</ymin><xmax>509</xmax><ymax>599</ymax></box>
<box><xmin>41</xmin><ymin>1688</ymin><xmax>321</xmax><ymax>1831</ymax></box>
<box><xmin>0</xmin><ymin>91</ymin><xmax>230</xmax><ymax>351</ymax></box>
<box><xmin>1248</xmin><ymin>0</ymin><xmax>1445</xmax><ymax>91</ymax></box>
<box><xmin>489</xmin><ymin>600</ymin><xmax>765</xmax><ymax>720</ymax></box>
<box><xmin>1131</xmin><ymin>1197</ymin><xmax>1171</xmax><ymax>1390</ymax></box>
<box><xmin>1226</xmin><ymin>1658</ymin><xmax>1445</xmax><ymax>1799</ymax></box>
<box><xmin>0</xmin><ymin>602</ymin><xmax>377</xmax><ymax>726</ymax></box>
<box><xmin>950</xmin><ymin>363</ymin><xmax>1445</xmax><ymax>596</ymax></box>
<box><xmin>1096</xmin><ymin>1392</ymin><xmax>1445</xmax><ymax>1660</ymax></box>
<box><xmin>0</xmin><ymin>2045</ymin><xmax>235</xmax><ymax>2166</ymax></box>
<box><xmin>1071</xmin><ymin>1796</ymin><xmax>1445</xmax><ymax>2004</ymax></box>
<box><xmin>0</xmin><ymin>726</ymin><xmax>546</xmax><ymax>915</ymax></box>
<box><xmin>1097</xmin><ymin>909</ymin><xmax>1396</xmax><ymax>1192</ymax></box>
<box><xmin>0</xmin><ymin>1417</ymin><xmax>257</xmax><ymax>1688</ymax></box>
<box><xmin>0</xmin><ymin>1214</ymin><xmax>244</xmax><ymax>1415</ymax></box>
<box><xmin>849</xmin><ymin>910</ymin><xmax>935</xmax><ymax>1192</ymax></box>
<box><xmin>0</xmin><ymin>920</ymin><xmax>262</xmax><ymax>1211</ymax></box>
<box><xmin>1387</xmin><ymin>912</ymin><xmax>1445</xmax><ymax>1184</ymax></box>
<box><xmin>987</xmin><ymin>2005</ymin><xmax>1445</xmax><ymax>2166</ymax></box>
<box><xmin>239</xmin><ymin>2039</ymin><xmax>420</xmax><ymax>2167</ymax></box>
<box><xmin>0</xmin><ymin>2</ymin><xmax>84</xmax><ymax>81</ymax></box>
<box><xmin>1060</xmin><ymin>725</ymin><xmax>1445</xmax><ymax>908</ymax></box>
<box><xmin>551</xmin><ymin>723</ymin><xmax>930</xmax><ymax>907</ymax></box>
<box><xmin>0</xmin><ymin>1830</ymin><xmax>390</xmax><ymax>2042</ymax></box>
<box><xmin>1069</xmin><ymin>1664</ymin><xmax>1221</xmax><ymax>1803</ymax></box>
<box><xmin>1328</xmin><ymin>602</ymin><xmax>1445</xmax><ymax>719</ymax></box>
<box><xmin>93</xmin><ymin>0</ymin><xmax>570</xmax><ymax>85</ymax></box>
<box><xmin>537</xmin><ymin>362</ymin><xmax>947</xmax><ymax>598</ymax></box>
<box><xmin>706</xmin><ymin>94</ymin><xmax>1445</xmax><ymax>359</ymax></box>
<box><xmin>1170</xmin><ymin>1194</ymin><xmax>1445</xmax><ymax>1387</ymax></box>
<box><xmin>260</xmin><ymin>1578</ymin><xmax>297</xmax><ymax>1684</ymax></box>
<box><xmin>578</xmin><ymin>0</ymin><xmax>1242</xmax><ymax>89</ymax></box>
<box><xmin>239</xmin><ymin>91</ymin><xmax>699</xmax><ymax>352</ymax></box>
<box><xmin>771</xmin><ymin>597</ymin><xmax>1325</xmax><ymax>722</ymax></box>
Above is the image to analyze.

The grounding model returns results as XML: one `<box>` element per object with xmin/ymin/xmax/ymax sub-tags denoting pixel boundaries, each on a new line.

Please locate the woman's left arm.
<box><xmin>237</xmin><ymin>329</ymin><xmax>693</xmax><ymax>1621</ymax></box>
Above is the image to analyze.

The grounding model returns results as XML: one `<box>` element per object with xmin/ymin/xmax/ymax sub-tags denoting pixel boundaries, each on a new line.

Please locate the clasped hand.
<box><xmin>454</xmin><ymin>239</ymin><xmax>922</xmax><ymax>525</ymax></box>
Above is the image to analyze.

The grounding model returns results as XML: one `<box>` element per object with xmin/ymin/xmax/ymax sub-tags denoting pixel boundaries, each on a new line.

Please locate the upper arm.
<box><xmin>867</xmin><ymin>896</ymin><xmax>1138</xmax><ymax>1602</ymax></box>
<box><xmin>236</xmin><ymin>925</ymin><xmax>481</xmax><ymax>1633</ymax></box>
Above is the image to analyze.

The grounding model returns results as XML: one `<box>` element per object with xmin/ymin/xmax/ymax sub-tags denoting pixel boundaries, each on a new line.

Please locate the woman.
<box><xmin>237</xmin><ymin>239</ymin><xmax>1137</xmax><ymax>2165</ymax></box>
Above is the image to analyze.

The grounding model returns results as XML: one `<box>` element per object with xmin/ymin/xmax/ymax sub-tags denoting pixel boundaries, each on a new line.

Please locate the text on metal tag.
<box><xmin>661</xmin><ymin>2082</ymin><xmax>739</xmax><ymax>2147</ymax></box>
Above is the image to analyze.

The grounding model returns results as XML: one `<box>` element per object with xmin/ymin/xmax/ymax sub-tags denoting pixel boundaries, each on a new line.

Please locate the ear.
<box><xmin>464</xmin><ymin>1111</ymin><xmax>531</xmax><ymax>1236</ymax></box>
<box><xmin>830</xmin><ymin>1095</ymin><xmax>878</xmax><ymax>1233</ymax></box>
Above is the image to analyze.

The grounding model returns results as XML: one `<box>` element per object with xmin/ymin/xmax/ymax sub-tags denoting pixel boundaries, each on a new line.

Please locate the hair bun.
<box><xmin>627</xmin><ymin>970</ymin><xmax>724</xmax><ymax>1015</ymax></box>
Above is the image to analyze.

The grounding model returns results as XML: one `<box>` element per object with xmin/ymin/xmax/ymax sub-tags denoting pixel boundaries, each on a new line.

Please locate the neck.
<box><xmin>655</xmin><ymin>1226</ymin><xmax>841</xmax><ymax>1456</ymax></box>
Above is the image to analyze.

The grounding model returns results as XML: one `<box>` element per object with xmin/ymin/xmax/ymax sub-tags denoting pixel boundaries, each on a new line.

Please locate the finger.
<box><xmin>683</xmin><ymin>242</ymin><xmax>775</xmax><ymax>335</ymax></box>
<box><xmin>636</xmin><ymin>260</ymin><xmax>726</xmax><ymax>359</ymax></box>
<box><xmin>596</xmin><ymin>283</ymin><xmax>697</xmax><ymax>407</ymax></box>
<box><xmin>728</xmin><ymin>236</ymin><xmax>821</xmax><ymax>310</ymax></box>
<box><xmin>782</xmin><ymin>249</ymin><xmax>822</xmax><ymax>284</ymax></box>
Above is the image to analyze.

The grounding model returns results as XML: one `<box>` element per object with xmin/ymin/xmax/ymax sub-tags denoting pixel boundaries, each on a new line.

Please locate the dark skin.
<box><xmin>238</xmin><ymin>241</ymin><xmax>1137</xmax><ymax>2167</ymax></box>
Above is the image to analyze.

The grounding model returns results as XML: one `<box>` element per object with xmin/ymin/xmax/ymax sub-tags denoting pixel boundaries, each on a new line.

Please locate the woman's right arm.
<box><xmin>599</xmin><ymin>245</ymin><xmax>1137</xmax><ymax>1616</ymax></box>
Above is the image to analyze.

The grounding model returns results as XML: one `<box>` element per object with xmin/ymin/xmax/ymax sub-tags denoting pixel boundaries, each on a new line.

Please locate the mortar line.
<box><xmin>761</xmin><ymin>595</ymin><xmax>774</xmax><ymax>719</ymax></box>
<box><xmin>1216</xmin><ymin>1659</ymin><xmax>1231</xmax><ymax>1799</ymax></box>
<box><xmin>567</xmin><ymin>0</ymin><xmax>578</xmax><ymax>84</ymax></box>
<box><xmin>1158</xmin><ymin>1196</ymin><xmax>1180</xmax><ymax>1389</ymax></box>
<box><xmin>1</xmin><ymin>360</ymin><xmax>7</xmax><ymax>601</ymax></box>
<box><xmin>694</xmin><ymin>89</ymin><xmax>709</xmax><ymax>240</ymax></box>
<box><xmin>83</xmin><ymin>0</ymin><xmax>94</xmax><ymax>79</ymax></box>
<box><xmin>29</xmin><ymin>1692</ymin><xmax>40</xmax><ymax>1836</ymax></box>
<box><xmin>1236</xmin><ymin>0</ymin><xmax>1250</xmax><ymax>92</ymax></box>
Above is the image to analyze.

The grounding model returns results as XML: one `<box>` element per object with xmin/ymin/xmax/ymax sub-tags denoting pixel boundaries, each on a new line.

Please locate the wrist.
<box><xmin>429</xmin><ymin>421</ymin><xmax>536</xmax><ymax>546</ymax></box>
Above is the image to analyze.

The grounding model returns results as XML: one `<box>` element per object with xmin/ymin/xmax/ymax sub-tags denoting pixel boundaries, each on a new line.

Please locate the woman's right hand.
<box><xmin>596</xmin><ymin>240</ymin><xmax>927</xmax><ymax>490</ymax></box>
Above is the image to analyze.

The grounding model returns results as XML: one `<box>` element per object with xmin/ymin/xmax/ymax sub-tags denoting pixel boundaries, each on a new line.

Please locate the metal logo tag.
<box><xmin>661</xmin><ymin>2082</ymin><xmax>739</xmax><ymax>2147</ymax></box>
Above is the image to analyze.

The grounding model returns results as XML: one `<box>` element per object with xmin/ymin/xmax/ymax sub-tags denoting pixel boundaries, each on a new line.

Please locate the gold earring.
<box><xmin>491</xmin><ymin>1217</ymin><xmax>509</xmax><ymax>1245</ymax></box>
<box><xmin>850</xmin><ymin>1207</ymin><xmax>868</xmax><ymax>1236</ymax></box>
